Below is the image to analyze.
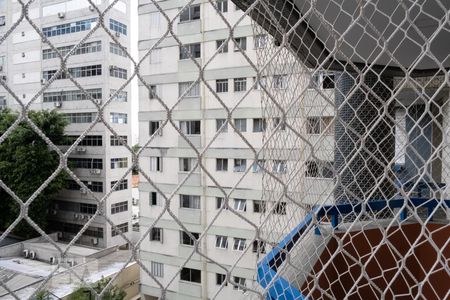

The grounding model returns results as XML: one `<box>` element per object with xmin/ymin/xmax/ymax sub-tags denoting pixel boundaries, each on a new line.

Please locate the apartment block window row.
<box><xmin>42</xmin><ymin>41</ymin><xmax>102</xmax><ymax>60</ymax></box>
<box><xmin>68</xmin><ymin>158</ymin><xmax>103</xmax><ymax>169</ymax></box>
<box><xmin>215</xmin><ymin>235</ymin><xmax>247</xmax><ymax>251</ymax></box>
<box><xmin>151</xmin><ymin>261</ymin><xmax>164</xmax><ymax>278</ymax></box>
<box><xmin>150</xmin><ymin>157</ymin><xmax>163</xmax><ymax>172</ymax></box>
<box><xmin>109</xmin><ymin>19</ymin><xmax>127</xmax><ymax>35</ymax></box>
<box><xmin>111</xmin><ymin>179</ymin><xmax>128</xmax><ymax>191</ymax></box>
<box><xmin>80</xmin><ymin>203</ymin><xmax>97</xmax><ymax>215</ymax></box>
<box><xmin>110</xmin><ymin>89</ymin><xmax>128</xmax><ymax>102</ymax></box>
<box><xmin>111</xmin><ymin>157</ymin><xmax>128</xmax><ymax>169</ymax></box>
<box><xmin>112</xmin><ymin>222</ymin><xmax>129</xmax><ymax>237</ymax></box>
<box><xmin>43</xmin><ymin>65</ymin><xmax>102</xmax><ymax>81</ymax></box>
<box><xmin>180</xmin><ymin>194</ymin><xmax>200</xmax><ymax>209</ymax></box>
<box><xmin>150</xmin><ymin>227</ymin><xmax>163</xmax><ymax>242</ymax></box>
<box><xmin>179</xmin><ymin>43</ymin><xmax>201</xmax><ymax>59</ymax></box>
<box><xmin>42</xmin><ymin>18</ymin><xmax>97</xmax><ymax>37</ymax></box>
<box><xmin>180</xmin><ymin>267</ymin><xmax>201</xmax><ymax>284</ymax></box>
<box><xmin>62</xmin><ymin>135</ymin><xmax>102</xmax><ymax>146</ymax></box>
<box><xmin>180</xmin><ymin>120</ymin><xmax>201</xmax><ymax>135</ymax></box>
<box><xmin>51</xmin><ymin>222</ymin><xmax>103</xmax><ymax>238</ymax></box>
<box><xmin>110</xmin><ymin>135</ymin><xmax>128</xmax><ymax>146</ymax></box>
<box><xmin>305</xmin><ymin>160</ymin><xmax>334</xmax><ymax>178</ymax></box>
<box><xmin>178</xmin><ymin>81</ymin><xmax>200</xmax><ymax>98</ymax></box>
<box><xmin>111</xmin><ymin>201</ymin><xmax>128</xmax><ymax>214</ymax></box>
<box><xmin>149</xmin><ymin>121</ymin><xmax>162</xmax><ymax>136</ymax></box>
<box><xmin>110</xmin><ymin>66</ymin><xmax>127</xmax><ymax>79</ymax></box>
<box><xmin>43</xmin><ymin>88</ymin><xmax>102</xmax><ymax>103</ymax></box>
<box><xmin>110</xmin><ymin>112</ymin><xmax>127</xmax><ymax>124</ymax></box>
<box><xmin>180</xmin><ymin>4</ymin><xmax>200</xmax><ymax>22</ymax></box>
<box><xmin>179</xmin><ymin>157</ymin><xmax>197</xmax><ymax>172</ymax></box>
<box><xmin>66</xmin><ymin>180</ymin><xmax>103</xmax><ymax>193</ymax></box>
<box><xmin>110</xmin><ymin>43</ymin><xmax>127</xmax><ymax>57</ymax></box>
<box><xmin>180</xmin><ymin>231</ymin><xmax>199</xmax><ymax>246</ymax></box>
<box><xmin>306</xmin><ymin>116</ymin><xmax>334</xmax><ymax>135</ymax></box>
<box><xmin>63</xmin><ymin>112</ymin><xmax>96</xmax><ymax>124</ymax></box>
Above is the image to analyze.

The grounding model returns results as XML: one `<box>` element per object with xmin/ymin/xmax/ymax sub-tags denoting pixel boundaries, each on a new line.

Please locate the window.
<box><xmin>215</xmin><ymin>235</ymin><xmax>228</xmax><ymax>249</ymax></box>
<box><xmin>111</xmin><ymin>222</ymin><xmax>128</xmax><ymax>237</ymax></box>
<box><xmin>111</xmin><ymin>158</ymin><xmax>128</xmax><ymax>169</ymax></box>
<box><xmin>253</xmin><ymin>200</ymin><xmax>266</xmax><ymax>213</ymax></box>
<box><xmin>80</xmin><ymin>203</ymin><xmax>97</xmax><ymax>214</ymax></box>
<box><xmin>150</xmin><ymin>192</ymin><xmax>158</xmax><ymax>206</ymax></box>
<box><xmin>109</xmin><ymin>19</ymin><xmax>127</xmax><ymax>35</ymax></box>
<box><xmin>150</xmin><ymin>227</ymin><xmax>163</xmax><ymax>242</ymax></box>
<box><xmin>252</xmin><ymin>160</ymin><xmax>265</xmax><ymax>173</ymax></box>
<box><xmin>216</xmin><ymin>273</ymin><xmax>227</xmax><ymax>286</ymax></box>
<box><xmin>151</xmin><ymin>261</ymin><xmax>164</xmax><ymax>278</ymax></box>
<box><xmin>111</xmin><ymin>201</ymin><xmax>128</xmax><ymax>214</ymax></box>
<box><xmin>110</xmin><ymin>66</ymin><xmax>127</xmax><ymax>79</ymax></box>
<box><xmin>150</xmin><ymin>157</ymin><xmax>163</xmax><ymax>172</ymax></box>
<box><xmin>61</xmin><ymin>135</ymin><xmax>102</xmax><ymax>146</ymax></box>
<box><xmin>274</xmin><ymin>75</ymin><xmax>288</xmax><ymax>89</ymax></box>
<box><xmin>234</xmin><ymin>119</ymin><xmax>247</xmax><ymax>132</ymax></box>
<box><xmin>110</xmin><ymin>89</ymin><xmax>128</xmax><ymax>102</ymax></box>
<box><xmin>216</xmin><ymin>158</ymin><xmax>228</xmax><ymax>171</ymax></box>
<box><xmin>110</xmin><ymin>135</ymin><xmax>128</xmax><ymax>146</ymax></box>
<box><xmin>180</xmin><ymin>268</ymin><xmax>201</xmax><ymax>284</ymax></box>
<box><xmin>233</xmin><ymin>277</ymin><xmax>246</xmax><ymax>290</ymax></box>
<box><xmin>306</xmin><ymin>161</ymin><xmax>334</xmax><ymax>178</ymax></box>
<box><xmin>111</xmin><ymin>180</ymin><xmax>128</xmax><ymax>192</ymax></box>
<box><xmin>274</xmin><ymin>202</ymin><xmax>287</xmax><ymax>215</ymax></box>
<box><xmin>233</xmin><ymin>199</ymin><xmax>246</xmax><ymax>211</ymax></box>
<box><xmin>252</xmin><ymin>240</ymin><xmax>266</xmax><ymax>253</ymax></box>
<box><xmin>234</xmin><ymin>77</ymin><xmax>247</xmax><ymax>92</ymax></box>
<box><xmin>43</xmin><ymin>18</ymin><xmax>97</xmax><ymax>37</ymax></box>
<box><xmin>43</xmin><ymin>65</ymin><xmax>102</xmax><ymax>80</ymax></box>
<box><xmin>216</xmin><ymin>79</ymin><xmax>228</xmax><ymax>93</ymax></box>
<box><xmin>179</xmin><ymin>4</ymin><xmax>200</xmax><ymax>22</ymax></box>
<box><xmin>179</xmin><ymin>43</ymin><xmax>201</xmax><ymax>59</ymax></box>
<box><xmin>150</xmin><ymin>49</ymin><xmax>161</xmax><ymax>64</ymax></box>
<box><xmin>180</xmin><ymin>231</ymin><xmax>199</xmax><ymax>246</ymax></box>
<box><xmin>254</xmin><ymin>34</ymin><xmax>267</xmax><ymax>49</ymax></box>
<box><xmin>110</xmin><ymin>113</ymin><xmax>127</xmax><ymax>124</ymax></box>
<box><xmin>180</xmin><ymin>194</ymin><xmax>200</xmax><ymax>209</ymax></box>
<box><xmin>0</xmin><ymin>16</ymin><xmax>5</xmax><ymax>26</ymax></box>
<box><xmin>253</xmin><ymin>118</ymin><xmax>266</xmax><ymax>132</ymax></box>
<box><xmin>110</xmin><ymin>43</ymin><xmax>127</xmax><ymax>57</ymax></box>
<box><xmin>179</xmin><ymin>81</ymin><xmax>200</xmax><ymax>97</ymax></box>
<box><xmin>273</xmin><ymin>117</ymin><xmax>286</xmax><ymax>130</ymax></box>
<box><xmin>233</xmin><ymin>37</ymin><xmax>247</xmax><ymax>51</ymax></box>
<box><xmin>273</xmin><ymin>160</ymin><xmax>287</xmax><ymax>173</ymax></box>
<box><xmin>322</xmin><ymin>73</ymin><xmax>335</xmax><ymax>89</ymax></box>
<box><xmin>149</xmin><ymin>85</ymin><xmax>158</xmax><ymax>99</ymax></box>
<box><xmin>309</xmin><ymin>72</ymin><xmax>335</xmax><ymax>89</ymax></box>
<box><xmin>179</xmin><ymin>158</ymin><xmax>197</xmax><ymax>172</ymax></box>
<box><xmin>216</xmin><ymin>0</ymin><xmax>228</xmax><ymax>13</ymax></box>
<box><xmin>43</xmin><ymin>41</ymin><xmax>102</xmax><ymax>60</ymax></box>
<box><xmin>216</xmin><ymin>119</ymin><xmax>228</xmax><ymax>133</ymax></box>
<box><xmin>216</xmin><ymin>40</ymin><xmax>228</xmax><ymax>53</ymax></box>
<box><xmin>180</xmin><ymin>120</ymin><xmax>201</xmax><ymax>135</ymax></box>
<box><xmin>68</xmin><ymin>158</ymin><xmax>103</xmax><ymax>169</ymax></box>
<box><xmin>307</xmin><ymin>116</ymin><xmax>334</xmax><ymax>135</ymax></box>
<box><xmin>233</xmin><ymin>159</ymin><xmax>246</xmax><ymax>172</ymax></box>
<box><xmin>216</xmin><ymin>197</ymin><xmax>227</xmax><ymax>209</ymax></box>
<box><xmin>253</xmin><ymin>76</ymin><xmax>267</xmax><ymax>90</ymax></box>
<box><xmin>150</xmin><ymin>121</ymin><xmax>162</xmax><ymax>136</ymax></box>
<box><xmin>233</xmin><ymin>238</ymin><xmax>246</xmax><ymax>251</ymax></box>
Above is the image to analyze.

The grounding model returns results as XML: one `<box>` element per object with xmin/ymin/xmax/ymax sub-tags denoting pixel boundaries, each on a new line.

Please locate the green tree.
<box><xmin>0</xmin><ymin>109</ymin><xmax>67</xmax><ymax>238</ymax></box>
<box><xmin>132</xmin><ymin>144</ymin><xmax>140</xmax><ymax>175</ymax></box>
<box><xmin>68</xmin><ymin>277</ymin><xmax>126</xmax><ymax>300</ymax></box>
<box><xmin>31</xmin><ymin>289</ymin><xmax>51</xmax><ymax>300</ymax></box>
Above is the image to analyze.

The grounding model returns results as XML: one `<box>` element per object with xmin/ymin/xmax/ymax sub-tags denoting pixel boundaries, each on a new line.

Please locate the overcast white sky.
<box><xmin>129</xmin><ymin>1</ymin><xmax>139</xmax><ymax>145</ymax></box>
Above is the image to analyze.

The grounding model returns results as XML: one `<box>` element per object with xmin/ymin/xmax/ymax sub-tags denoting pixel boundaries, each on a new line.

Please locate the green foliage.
<box><xmin>31</xmin><ymin>289</ymin><xmax>51</xmax><ymax>300</ymax></box>
<box><xmin>132</xmin><ymin>144</ymin><xmax>140</xmax><ymax>175</ymax></box>
<box><xmin>68</xmin><ymin>277</ymin><xmax>127</xmax><ymax>300</ymax></box>
<box><xmin>0</xmin><ymin>109</ymin><xmax>67</xmax><ymax>238</ymax></box>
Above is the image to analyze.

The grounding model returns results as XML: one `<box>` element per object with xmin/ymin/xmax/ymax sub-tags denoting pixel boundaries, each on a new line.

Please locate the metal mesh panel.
<box><xmin>0</xmin><ymin>0</ymin><xmax>448</xmax><ymax>300</ymax></box>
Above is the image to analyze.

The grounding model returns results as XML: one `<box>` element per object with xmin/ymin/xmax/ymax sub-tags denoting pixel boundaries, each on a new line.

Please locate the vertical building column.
<box><xmin>334</xmin><ymin>71</ymin><xmax>395</xmax><ymax>203</ymax></box>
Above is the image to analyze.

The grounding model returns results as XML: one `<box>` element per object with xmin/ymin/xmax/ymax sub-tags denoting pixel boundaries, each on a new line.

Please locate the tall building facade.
<box><xmin>0</xmin><ymin>0</ymin><xmax>132</xmax><ymax>248</ymax></box>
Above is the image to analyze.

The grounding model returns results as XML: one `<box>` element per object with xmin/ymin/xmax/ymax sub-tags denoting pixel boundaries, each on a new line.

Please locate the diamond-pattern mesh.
<box><xmin>0</xmin><ymin>0</ymin><xmax>449</xmax><ymax>299</ymax></box>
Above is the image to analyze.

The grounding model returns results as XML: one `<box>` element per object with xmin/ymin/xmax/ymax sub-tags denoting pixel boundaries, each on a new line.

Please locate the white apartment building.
<box><xmin>138</xmin><ymin>1</ymin><xmax>336</xmax><ymax>299</ymax></box>
<box><xmin>0</xmin><ymin>0</ymin><xmax>132</xmax><ymax>248</ymax></box>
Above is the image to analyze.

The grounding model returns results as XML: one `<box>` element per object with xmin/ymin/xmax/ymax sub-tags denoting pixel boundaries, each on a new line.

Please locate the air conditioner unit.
<box><xmin>89</xmin><ymin>5</ymin><xmax>95</xmax><ymax>12</ymax></box>
<box><xmin>109</xmin><ymin>65</ymin><xmax>116</xmax><ymax>71</ymax></box>
<box><xmin>73</xmin><ymin>213</ymin><xmax>79</xmax><ymax>220</ymax></box>
<box><xmin>115</xmin><ymin>31</ymin><xmax>121</xmax><ymax>38</ymax></box>
<box><xmin>49</xmin><ymin>257</ymin><xmax>57</xmax><ymax>265</ymax></box>
<box><xmin>54</xmin><ymin>101</ymin><xmax>62</xmax><ymax>108</ymax></box>
<box><xmin>90</xmin><ymin>169</ymin><xmax>101</xmax><ymax>175</ymax></box>
<box><xmin>23</xmin><ymin>249</ymin><xmax>29</xmax><ymax>258</ymax></box>
<box><xmin>94</xmin><ymin>99</ymin><xmax>102</xmax><ymax>104</ymax></box>
<box><xmin>1</xmin><ymin>75</ymin><xmax>6</xmax><ymax>81</ymax></box>
<box><xmin>58</xmin><ymin>12</ymin><xmax>65</xmax><ymax>19</ymax></box>
<box><xmin>76</xmin><ymin>146</ymin><xmax>87</xmax><ymax>153</ymax></box>
<box><xmin>41</xmin><ymin>78</ymin><xmax>47</xmax><ymax>85</ymax></box>
<box><xmin>29</xmin><ymin>251</ymin><xmax>36</xmax><ymax>260</ymax></box>
<box><xmin>68</xmin><ymin>260</ymin><xmax>75</xmax><ymax>267</ymax></box>
<box><xmin>83</xmin><ymin>215</ymin><xmax>89</xmax><ymax>220</ymax></box>
<box><xmin>91</xmin><ymin>238</ymin><xmax>99</xmax><ymax>245</ymax></box>
<box><xmin>57</xmin><ymin>231</ymin><xmax>63</xmax><ymax>238</ymax></box>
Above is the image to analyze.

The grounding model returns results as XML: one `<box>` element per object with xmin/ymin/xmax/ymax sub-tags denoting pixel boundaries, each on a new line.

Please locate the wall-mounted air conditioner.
<box><xmin>50</xmin><ymin>257</ymin><xmax>57</xmax><ymax>265</ymax></box>
<box><xmin>41</xmin><ymin>78</ymin><xmax>47</xmax><ymax>85</ymax></box>
<box><xmin>89</xmin><ymin>5</ymin><xmax>95</xmax><ymax>12</ymax></box>
<box><xmin>80</xmin><ymin>188</ymin><xmax>87</xmax><ymax>194</ymax></box>
<box><xmin>54</xmin><ymin>101</ymin><xmax>62</xmax><ymax>108</ymax></box>
<box><xmin>58</xmin><ymin>12</ymin><xmax>65</xmax><ymax>19</ymax></box>
<box><xmin>76</xmin><ymin>146</ymin><xmax>87</xmax><ymax>153</ymax></box>
<box><xmin>29</xmin><ymin>251</ymin><xmax>36</xmax><ymax>260</ymax></box>
<box><xmin>23</xmin><ymin>249</ymin><xmax>29</xmax><ymax>258</ymax></box>
<box><xmin>91</xmin><ymin>238</ymin><xmax>99</xmax><ymax>245</ymax></box>
<box><xmin>90</xmin><ymin>169</ymin><xmax>101</xmax><ymax>175</ymax></box>
<box><xmin>115</xmin><ymin>31</ymin><xmax>120</xmax><ymax>38</ymax></box>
